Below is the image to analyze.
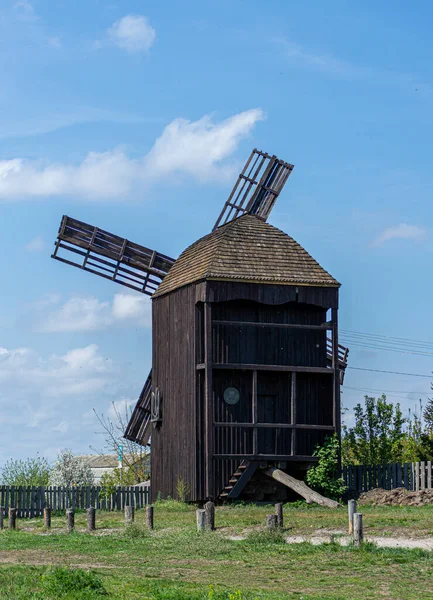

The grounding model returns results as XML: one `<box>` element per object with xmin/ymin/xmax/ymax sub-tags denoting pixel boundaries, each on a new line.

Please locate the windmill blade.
<box><xmin>52</xmin><ymin>216</ymin><xmax>175</xmax><ymax>295</ymax></box>
<box><xmin>124</xmin><ymin>370</ymin><xmax>152</xmax><ymax>445</ymax></box>
<box><xmin>213</xmin><ymin>148</ymin><xmax>294</xmax><ymax>231</ymax></box>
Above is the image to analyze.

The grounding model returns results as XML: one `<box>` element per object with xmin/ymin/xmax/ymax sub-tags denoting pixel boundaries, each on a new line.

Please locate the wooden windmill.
<box><xmin>51</xmin><ymin>148</ymin><xmax>348</xmax><ymax>503</ymax></box>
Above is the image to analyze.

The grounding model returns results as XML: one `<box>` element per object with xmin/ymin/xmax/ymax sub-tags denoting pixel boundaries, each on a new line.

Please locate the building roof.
<box><xmin>78</xmin><ymin>454</ymin><xmax>135</xmax><ymax>468</ymax></box>
<box><xmin>154</xmin><ymin>214</ymin><xmax>339</xmax><ymax>298</ymax></box>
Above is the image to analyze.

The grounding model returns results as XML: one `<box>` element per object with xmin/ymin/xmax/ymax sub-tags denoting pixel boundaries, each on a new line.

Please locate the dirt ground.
<box><xmin>358</xmin><ymin>487</ymin><xmax>433</xmax><ymax>506</ymax></box>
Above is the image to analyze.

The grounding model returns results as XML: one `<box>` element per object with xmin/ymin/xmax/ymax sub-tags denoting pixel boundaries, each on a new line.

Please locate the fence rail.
<box><xmin>343</xmin><ymin>461</ymin><xmax>433</xmax><ymax>493</ymax></box>
<box><xmin>0</xmin><ymin>485</ymin><xmax>150</xmax><ymax>518</ymax></box>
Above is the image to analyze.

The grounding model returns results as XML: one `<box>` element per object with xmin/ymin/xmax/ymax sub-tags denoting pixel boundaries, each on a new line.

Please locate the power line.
<box><xmin>339</xmin><ymin>338</ymin><xmax>433</xmax><ymax>357</ymax></box>
<box><xmin>345</xmin><ymin>385</ymin><xmax>431</xmax><ymax>395</ymax></box>
<box><xmin>340</xmin><ymin>329</ymin><xmax>433</xmax><ymax>349</ymax></box>
<box><xmin>347</xmin><ymin>366</ymin><xmax>432</xmax><ymax>378</ymax></box>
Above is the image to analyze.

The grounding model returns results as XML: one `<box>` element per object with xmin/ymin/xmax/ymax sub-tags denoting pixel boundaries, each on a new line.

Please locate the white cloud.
<box><xmin>0</xmin><ymin>343</ymin><xmax>112</xmax><ymax>400</ymax></box>
<box><xmin>25</xmin><ymin>235</ymin><xmax>45</xmax><ymax>252</ymax></box>
<box><xmin>0</xmin><ymin>109</ymin><xmax>264</xmax><ymax>201</ymax></box>
<box><xmin>37</xmin><ymin>293</ymin><xmax>151</xmax><ymax>332</ymax></box>
<box><xmin>40</xmin><ymin>297</ymin><xmax>111</xmax><ymax>332</ymax></box>
<box><xmin>112</xmin><ymin>293</ymin><xmax>151</xmax><ymax>326</ymax></box>
<box><xmin>108</xmin><ymin>15</ymin><xmax>156</xmax><ymax>53</ymax></box>
<box><xmin>52</xmin><ymin>421</ymin><xmax>69</xmax><ymax>433</ymax></box>
<box><xmin>371</xmin><ymin>223</ymin><xmax>427</xmax><ymax>246</ymax></box>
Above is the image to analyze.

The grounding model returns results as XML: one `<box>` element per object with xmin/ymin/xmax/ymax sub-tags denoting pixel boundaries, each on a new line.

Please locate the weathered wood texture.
<box><xmin>0</xmin><ymin>485</ymin><xmax>150</xmax><ymax>517</ymax></box>
<box><xmin>146</xmin><ymin>505</ymin><xmax>154</xmax><ymax>530</ymax></box>
<box><xmin>66</xmin><ymin>509</ymin><xmax>74</xmax><ymax>533</ymax></box>
<box><xmin>348</xmin><ymin>500</ymin><xmax>356</xmax><ymax>534</ymax></box>
<box><xmin>0</xmin><ymin>507</ymin><xmax>4</xmax><ymax>530</ymax></box>
<box><xmin>353</xmin><ymin>513</ymin><xmax>363</xmax><ymax>546</ymax></box>
<box><xmin>275</xmin><ymin>503</ymin><xmax>283</xmax><ymax>528</ymax></box>
<box><xmin>44</xmin><ymin>507</ymin><xmax>52</xmax><ymax>529</ymax></box>
<box><xmin>86</xmin><ymin>507</ymin><xmax>96</xmax><ymax>532</ymax></box>
<box><xmin>151</xmin><ymin>284</ymin><xmax>199</xmax><ymax>502</ymax></box>
<box><xmin>266</xmin><ymin>514</ymin><xmax>278</xmax><ymax>530</ymax></box>
<box><xmin>151</xmin><ymin>278</ymin><xmax>341</xmax><ymax>503</ymax></box>
<box><xmin>8</xmin><ymin>508</ymin><xmax>17</xmax><ymax>530</ymax></box>
<box><xmin>264</xmin><ymin>468</ymin><xmax>341</xmax><ymax>508</ymax></box>
<box><xmin>343</xmin><ymin>461</ymin><xmax>433</xmax><ymax>493</ymax></box>
<box><xmin>124</xmin><ymin>505</ymin><xmax>134</xmax><ymax>523</ymax></box>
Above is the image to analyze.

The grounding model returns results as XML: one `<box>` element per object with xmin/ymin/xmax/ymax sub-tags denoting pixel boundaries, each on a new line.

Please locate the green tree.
<box><xmin>342</xmin><ymin>394</ymin><xmax>405</xmax><ymax>465</ymax></box>
<box><xmin>306</xmin><ymin>434</ymin><xmax>346</xmax><ymax>499</ymax></box>
<box><xmin>423</xmin><ymin>389</ymin><xmax>433</xmax><ymax>434</ymax></box>
<box><xmin>0</xmin><ymin>456</ymin><xmax>50</xmax><ymax>486</ymax></box>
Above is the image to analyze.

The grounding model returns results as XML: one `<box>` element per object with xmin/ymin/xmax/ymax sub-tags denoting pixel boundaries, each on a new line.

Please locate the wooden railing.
<box><xmin>0</xmin><ymin>485</ymin><xmax>150</xmax><ymax>518</ymax></box>
<box><xmin>343</xmin><ymin>461</ymin><xmax>433</xmax><ymax>493</ymax></box>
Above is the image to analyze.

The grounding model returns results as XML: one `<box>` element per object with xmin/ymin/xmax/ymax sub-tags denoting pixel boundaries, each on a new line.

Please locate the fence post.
<box><xmin>196</xmin><ymin>509</ymin><xmax>206</xmax><ymax>532</ymax></box>
<box><xmin>0</xmin><ymin>507</ymin><xmax>4</xmax><ymax>530</ymax></box>
<box><xmin>415</xmin><ymin>462</ymin><xmax>420</xmax><ymax>491</ymax></box>
<box><xmin>428</xmin><ymin>461</ymin><xmax>432</xmax><ymax>490</ymax></box>
<box><xmin>348</xmin><ymin>499</ymin><xmax>356</xmax><ymax>534</ymax></box>
<box><xmin>275</xmin><ymin>503</ymin><xmax>283</xmax><ymax>528</ymax></box>
<box><xmin>421</xmin><ymin>461</ymin><xmax>426</xmax><ymax>490</ymax></box>
<box><xmin>146</xmin><ymin>505</ymin><xmax>154</xmax><ymax>530</ymax></box>
<box><xmin>87</xmin><ymin>507</ymin><xmax>96</xmax><ymax>532</ymax></box>
<box><xmin>204</xmin><ymin>501</ymin><xmax>215</xmax><ymax>531</ymax></box>
<box><xmin>266</xmin><ymin>515</ymin><xmax>277</xmax><ymax>531</ymax></box>
<box><xmin>44</xmin><ymin>507</ymin><xmax>51</xmax><ymax>529</ymax></box>
<box><xmin>353</xmin><ymin>513</ymin><xmax>363</xmax><ymax>547</ymax></box>
<box><xmin>125</xmin><ymin>505</ymin><xmax>134</xmax><ymax>524</ymax></box>
<box><xmin>8</xmin><ymin>508</ymin><xmax>17</xmax><ymax>530</ymax></box>
<box><xmin>66</xmin><ymin>509</ymin><xmax>74</xmax><ymax>533</ymax></box>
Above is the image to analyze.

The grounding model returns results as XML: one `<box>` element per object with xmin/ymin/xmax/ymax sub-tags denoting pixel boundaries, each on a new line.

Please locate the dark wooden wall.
<box><xmin>151</xmin><ymin>284</ymin><xmax>200</xmax><ymax>502</ymax></box>
<box><xmin>152</xmin><ymin>279</ymin><xmax>339</xmax><ymax>502</ymax></box>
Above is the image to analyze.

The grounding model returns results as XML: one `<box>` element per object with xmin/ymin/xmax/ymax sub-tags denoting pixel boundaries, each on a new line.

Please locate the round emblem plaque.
<box><xmin>223</xmin><ymin>387</ymin><xmax>240</xmax><ymax>405</ymax></box>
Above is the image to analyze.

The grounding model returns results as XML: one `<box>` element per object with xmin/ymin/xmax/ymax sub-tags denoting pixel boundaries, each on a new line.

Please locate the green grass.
<box><xmin>0</xmin><ymin>502</ymin><xmax>433</xmax><ymax>599</ymax></box>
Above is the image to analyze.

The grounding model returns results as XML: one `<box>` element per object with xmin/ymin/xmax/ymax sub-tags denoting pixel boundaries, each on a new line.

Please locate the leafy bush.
<box><xmin>0</xmin><ymin>456</ymin><xmax>50</xmax><ymax>486</ymax></box>
<box><xmin>305</xmin><ymin>434</ymin><xmax>346</xmax><ymax>500</ymax></box>
<box><xmin>49</xmin><ymin>449</ymin><xmax>94</xmax><ymax>487</ymax></box>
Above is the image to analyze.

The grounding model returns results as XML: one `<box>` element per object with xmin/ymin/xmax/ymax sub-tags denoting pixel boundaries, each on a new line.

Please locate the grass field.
<box><xmin>1</xmin><ymin>500</ymin><xmax>433</xmax><ymax>599</ymax></box>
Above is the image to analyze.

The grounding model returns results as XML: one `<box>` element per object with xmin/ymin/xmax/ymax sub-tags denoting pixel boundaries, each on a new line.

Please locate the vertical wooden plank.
<box><xmin>397</xmin><ymin>463</ymin><xmax>402</xmax><ymax>488</ymax></box>
<box><xmin>421</xmin><ymin>461</ymin><xmax>426</xmax><ymax>490</ymax></box>
<box><xmin>415</xmin><ymin>462</ymin><xmax>420</xmax><ymax>491</ymax></box>
<box><xmin>291</xmin><ymin>372</ymin><xmax>297</xmax><ymax>456</ymax></box>
<box><xmin>392</xmin><ymin>463</ymin><xmax>397</xmax><ymax>490</ymax></box>
<box><xmin>204</xmin><ymin>301</ymin><xmax>214</xmax><ymax>499</ymax></box>
<box><xmin>331</xmin><ymin>308</ymin><xmax>341</xmax><ymax>456</ymax></box>
<box><xmin>252</xmin><ymin>370</ymin><xmax>257</xmax><ymax>455</ymax></box>
<box><xmin>428</xmin><ymin>461</ymin><xmax>432</xmax><ymax>489</ymax></box>
<box><xmin>403</xmin><ymin>463</ymin><xmax>409</xmax><ymax>490</ymax></box>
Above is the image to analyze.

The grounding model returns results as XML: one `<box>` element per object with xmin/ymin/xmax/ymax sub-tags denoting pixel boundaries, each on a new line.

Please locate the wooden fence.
<box><xmin>0</xmin><ymin>485</ymin><xmax>150</xmax><ymax>518</ymax></box>
<box><xmin>343</xmin><ymin>461</ymin><xmax>433</xmax><ymax>493</ymax></box>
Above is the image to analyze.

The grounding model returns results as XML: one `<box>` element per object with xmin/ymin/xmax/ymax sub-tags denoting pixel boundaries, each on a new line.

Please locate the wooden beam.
<box><xmin>213</xmin><ymin>454</ymin><xmax>319</xmax><ymax>461</ymax></box>
<box><xmin>211</xmin><ymin>364</ymin><xmax>332</xmax><ymax>374</ymax></box>
<box><xmin>264</xmin><ymin>468</ymin><xmax>341</xmax><ymax>508</ymax></box>
<box><xmin>204</xmin><ymin>302</ymin><xmax>214</xmax><ymax>499</ymax></box>
<box><xmin>291</xmin><ymin>372</ymin><xmax>297</xmax><ymax>456</ymax></box>
<box><xmin>212</xmin><ymin>320</ymin><xmax>332</xmax><ymax>331</ymax></box>
<box><xmin>227</xmin><ymin>461</ymin><xmax>259</xmax><ymax>499</ymax></box>
<box><xmin>252</xmin><ymin>370</ymin><xmax>258</xmax><ymax>455</ymax></box>
<box><xmin>214</xmin><ymin>423</ymin><xmax>334</xmax><ymax>430</ymax></box>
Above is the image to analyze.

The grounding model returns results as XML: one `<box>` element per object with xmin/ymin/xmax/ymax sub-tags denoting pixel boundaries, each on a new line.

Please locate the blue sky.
<box><xmin>1</xmin><ymin>0</ymin><xmax>432</xmax><ymax>464</ymax></box>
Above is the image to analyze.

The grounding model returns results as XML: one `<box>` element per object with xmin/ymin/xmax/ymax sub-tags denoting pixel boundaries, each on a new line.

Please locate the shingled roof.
<box><xmin>153</xmin><ymin>215</ymin><xmax>339</xmax><ymax>298</ymax></box>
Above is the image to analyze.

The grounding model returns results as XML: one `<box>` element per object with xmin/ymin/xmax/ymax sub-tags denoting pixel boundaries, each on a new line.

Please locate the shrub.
<box><xmin>305</xmin><ymin>434</ymin><xmax>346</xmax><ymax>500</ymax></box>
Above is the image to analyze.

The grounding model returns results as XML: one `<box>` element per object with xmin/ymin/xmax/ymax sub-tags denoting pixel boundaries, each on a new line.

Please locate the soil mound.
<box><xmin>358</xmin><ymin>487</ymin><xmax>433</xmax><ymax>506</ymax></box>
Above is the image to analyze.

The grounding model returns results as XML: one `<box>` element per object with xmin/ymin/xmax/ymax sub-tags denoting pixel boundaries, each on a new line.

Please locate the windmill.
<box><xmin>51</xmin><ymin>148</ymin><xmax>348</xmax><ymax>503</ymax></box>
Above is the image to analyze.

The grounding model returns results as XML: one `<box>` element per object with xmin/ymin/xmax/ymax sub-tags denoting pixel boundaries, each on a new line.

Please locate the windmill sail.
<box><xmin>124</xmin><ymin>370</ymin><xmax>152</xmax><ymax>445</ymax></box>
<box><xmin>213</xmin><ymin>148</ymin><xmax>294</xmax><ymax>231</ymax></box>
<box><xmin>52</xmin><ymin>216</ymin><xmax>175</xmax><ymax>295</ymax></box>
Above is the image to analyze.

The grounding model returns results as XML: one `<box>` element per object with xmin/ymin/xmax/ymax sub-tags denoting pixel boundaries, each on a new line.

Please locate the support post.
<box><xmin>124</xmin><ymin>505</ymin><xmax>134</xmax><ymax>524</ymax></box>
<box><xmin>252</xmin><ymin>370</ymin><xmax>258</xmax><ymax>455</ymax></box>
<box><xmin>0</xmin><ymin>507</ymin><xmax>4</xmax><ymax>530</ymax></box>
<box><xmin>66</xmin><ymin>509</ymin><xmax>74</xmax><ymax>533</ymax></box>
<box><xmin>266</xmin><ymin>515</ymin><xmax>277</xmax><ymax>531</ymax></box>
<box><xmin>8</xmin><ymin>508</ymin><xmax>17</xmax><ymax>530</ymax></box>
<box><xmin>275</xmin><ymin>503</ymin><xmax>283</xmax><ymax>528</ymax></box>
<box><xmin>204</xmin><ymin>302</ymin><xmax>214</xmax><ymax>499</ymax></box>
<box><xmin>146</xmin><ymin>505</ymin><xmax>154</xmax><ymax>530</ymax></box>
<box><xmin>348</xmin><ymin>499</ymin><xmax>356</xmax><ymax>534</ymax></box>
<box><xmin>204</xmin><ymin>501</ymin><xmax>215</xmax><ymax>531</ymax></box>
<box><xmin>86</xmin><ymin>507</ymin><xmax>96</xmax><ymax>532</ymax></box>
<box><xmin>291</xmin><ymin>372</ymin><xmax>297</xmax><ymax>455</ymax></box>
<box><xmin>353</xmin><ymin>513</ymin><xmax>363</xmax><ymax>546</ymax></box>
<box><xmin>331</xmin><ymin>308</ymin><xmax>341</xmax><ymax>454</ymax></box>
<box><xmin>44</xmin><ymin>507</ymin><xmax>52</xmax><ymax>530</ymax></box>
<box><xmin>196</xmin><ymin>509</ymin><xmax>206</xmax><ymax>532</ymax></box>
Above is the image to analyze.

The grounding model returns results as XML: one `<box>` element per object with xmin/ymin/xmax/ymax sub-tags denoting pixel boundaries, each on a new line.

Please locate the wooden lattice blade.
<box><xmin>124</xmin><ymin>370</ymin><xmax>152</xmax><ymax>445</ymax></box>
<box><xmin>51</xmin><ymin>216</ymin><xmax>175</xmax><ymax>295</ymax></box>
<box><xmin>213</xmin><ymin>148</ymin><xmax>294</xmax><ymax>231</ymax></box>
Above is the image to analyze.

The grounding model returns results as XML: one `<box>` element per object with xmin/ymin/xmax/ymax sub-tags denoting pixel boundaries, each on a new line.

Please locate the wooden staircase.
<box><xmin>326</xmin><ymin>339</ymin><xmax>349</xmax><ymax>384</ymax></box>
<box><xmin>219</xmin><ymin>460</ymin><xmax>258</xmax><ymax>500</ymax></box>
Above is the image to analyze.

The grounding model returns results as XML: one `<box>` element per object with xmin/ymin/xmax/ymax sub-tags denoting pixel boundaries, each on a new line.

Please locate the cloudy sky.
<box><xmin>1</xmin><ymin>0</ymin><xmax>433</xmax><ymax>464</ymax></box>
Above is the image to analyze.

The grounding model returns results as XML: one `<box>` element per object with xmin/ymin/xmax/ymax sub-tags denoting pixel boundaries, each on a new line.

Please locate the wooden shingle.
<box><xmin>154</xmin><ymin>215</ymin><xmax>339</xmax><ymax>297</ymax></box>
